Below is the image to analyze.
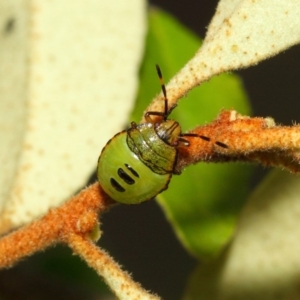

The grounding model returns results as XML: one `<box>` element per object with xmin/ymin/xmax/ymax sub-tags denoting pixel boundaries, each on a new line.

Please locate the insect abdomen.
<box><xmin>97</xmin><ymin>132</ymin><xmax>172</xmax><ymax>204</ymax></box>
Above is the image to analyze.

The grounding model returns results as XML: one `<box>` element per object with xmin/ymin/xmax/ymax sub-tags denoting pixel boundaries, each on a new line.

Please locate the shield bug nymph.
<box><xmin>97</xmin><ymin>65</ymin><xmax>227</xmax><ymax>204</ymax></box>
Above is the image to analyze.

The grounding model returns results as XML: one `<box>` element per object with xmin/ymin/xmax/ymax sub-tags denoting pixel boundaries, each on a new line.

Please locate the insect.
<box><xmin>97</xmin><ymin>65</ymin><xmax>228</xmax><ymax>204</ymax></box>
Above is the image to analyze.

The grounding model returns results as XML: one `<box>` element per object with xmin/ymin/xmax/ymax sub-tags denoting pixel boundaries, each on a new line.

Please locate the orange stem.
<box><xmin>67</xmin><ymin>233</ymin><xmax>160</xmax><ymax>300</ymax></box>
<box><xmin>0</xmin><ymin>183</ymin><xmax>114</xmax><ymax>268</ymax></box>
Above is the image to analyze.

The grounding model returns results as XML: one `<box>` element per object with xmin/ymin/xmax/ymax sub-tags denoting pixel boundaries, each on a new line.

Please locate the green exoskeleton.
<box><xmin>97</xmin><ymin>65</ymin><xmax>227</xmax><ymax>204</ymax></box>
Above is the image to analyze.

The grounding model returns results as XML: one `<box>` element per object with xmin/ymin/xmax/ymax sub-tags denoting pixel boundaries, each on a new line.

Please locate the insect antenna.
<box><xmin>145</xmin><ymin>65</ymin><xmax>177</xmax><ymax>122</ymax></box>
<box><xmin>156</xmin><ymin>64</ymin><xmax>177</xmax><ymax>120</ymax></box>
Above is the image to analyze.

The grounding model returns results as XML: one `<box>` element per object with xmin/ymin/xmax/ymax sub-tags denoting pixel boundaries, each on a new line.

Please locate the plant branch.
<box><xmin>1</xmin><ymin>109</ymin><xmax>298</xmax><ymax>298</ymax></box>
<box><xmin>176</xmin><ymin>110</ymin><xmax>300</xmax><ymax>173</ymax></box>
<box><xmin>0</xmin><ymin>183</ymin><xmax>114</xmax><ymax>268</ymax></box>
<box><xmin>67</xmin><ymin>233</ymin><xmax>160</xmax><ymax>300</ymax></box>
<box><xmin>0</xmin><ymin>182</ymin><xmax>160</xmax><ymax>298</ymax></box>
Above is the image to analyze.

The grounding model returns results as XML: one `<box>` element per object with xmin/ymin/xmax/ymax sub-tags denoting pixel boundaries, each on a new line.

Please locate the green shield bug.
<box><xmin>97</xmin><ymin>65</ymin><xmax>228</xmax><ymax>204</ymax></box>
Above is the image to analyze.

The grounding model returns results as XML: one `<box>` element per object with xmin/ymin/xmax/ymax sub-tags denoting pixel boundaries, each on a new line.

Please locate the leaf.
<box><xmin>184</xmin><ymin>170</ymin><xmax>300</xmax><ymax>299</ymax></box>
<box><xmin>132</xmin><ymin>9</ymin><xmax>252</xmax><ymax>259</ymax></box>
<box><xmin>0</xmin><ymin>0</ymin><xmax>146</xmax><ymax>233</ymax></box>
<box><xmin>146</xmin><ymin>0</ymin><xmax>300</xmax><ymax>114</ymax></box>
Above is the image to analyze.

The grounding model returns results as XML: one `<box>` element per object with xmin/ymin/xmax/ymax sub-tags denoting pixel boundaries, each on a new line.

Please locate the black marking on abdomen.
<box><xmin>110</xmin><ymin>178</ymin><xmax>125</xmax><ymax>192</ymax></box>
<box><xmin>125</xmin><ymin>164</ymin><xmax>139</xmax><ymax>178</ymax></box>
<box><xmin>118</xmin><ymin>168</ymin><xmax>135</xmax><ymax>184</ymax></box>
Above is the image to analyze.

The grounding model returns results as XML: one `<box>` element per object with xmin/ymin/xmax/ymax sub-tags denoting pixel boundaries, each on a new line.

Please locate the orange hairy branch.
<box><xmin>1</xmin><ymin>109</ymin><xmax>299</xmax><ymax>299</ymax></box>
<box><xmin>176</xmin><ymin>110</ymin><xmax>300</xmax><ymax>173</ymax></box>
<box><xmin>1</xmin><ymin>109</ymin><xmax>299</xmax><ymax>270</ymax></box>
<box><xmin>67</xmin><ymin>233</ymin><xmax>160</xmax><ymax>299</ymax></box>
<box><xmin>0</xmin><ymin>183</ymin><xmax>114</xmax><ymax>268</ymax></box>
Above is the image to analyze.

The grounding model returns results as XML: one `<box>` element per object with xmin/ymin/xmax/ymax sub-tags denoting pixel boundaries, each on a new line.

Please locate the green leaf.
<box><xmin>132</xmin><ymin>8</ymin><xmax>252</xmax><ymax>259</ymax></box>
<box><xmin>184</xmin><ymin>170</ymin><xmax>300</xmax><ymax>299</ymax></box>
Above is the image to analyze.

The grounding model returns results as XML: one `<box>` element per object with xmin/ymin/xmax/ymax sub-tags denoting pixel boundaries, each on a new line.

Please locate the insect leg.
<box><xmin>144</xmin><ymin>111</ymin><xmax>166</xmax><ymax>123</ymax></box>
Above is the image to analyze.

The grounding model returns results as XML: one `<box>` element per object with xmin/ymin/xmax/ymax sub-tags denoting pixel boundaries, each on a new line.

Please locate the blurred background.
<box><xmin>1</xmin><ymin>1</ymin><xmax>300</xmax><ymax>299</ymax></box>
